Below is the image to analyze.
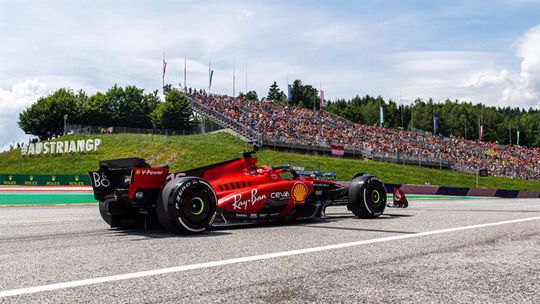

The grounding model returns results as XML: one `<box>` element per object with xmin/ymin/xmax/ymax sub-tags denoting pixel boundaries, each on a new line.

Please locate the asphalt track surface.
<box><xmin>1</xmin><ymin>198</ymin><xmax>539</xmax><ymax>303</ymax></box>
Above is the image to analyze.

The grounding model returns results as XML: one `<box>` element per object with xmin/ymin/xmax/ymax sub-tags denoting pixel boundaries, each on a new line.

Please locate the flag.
<box><xmin>287</xmin><ymin>84</ymin><xmax>292</xmax><ymax>103</ymax></box>
<box><xmin>320</xmin><ymin>90</ymin><xmax>324</xmax><ymax>109</ymax></box>
<box><xmin>479</xmin><ymin>125</ymin><xmax>483</xmax><ymax>141</ymax></box>
<box><xmin>162</xmin><ymin>59</ymin><xmax>167</xmax><ymax>84</ymax></box>
<box><xmin>209</xmin><ymin>70</ymin><xmax>214</xmax><ymax>90</ymax></box>
<box><xmin>379</xmin><ymin>105</ymin><xmax>384</xmax><ymax>126</ymax></box>
<box><xmin>183</xmin><ymin>55</ymin><xmax>187</xmax><ymax>89</ymax></box>
<box><xmin>331</xmin><ymin>145</ymin><xmax>344</xmax><ymax>157</ymax></box>
<box><xmin>433</xmin><ymin>116</ymin><xmax>438</xmax><ymax>134</ymax></box>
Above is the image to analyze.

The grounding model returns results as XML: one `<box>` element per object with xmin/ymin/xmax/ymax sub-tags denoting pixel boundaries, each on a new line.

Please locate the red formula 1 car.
<box><xmin>89</xmin><ymin>146</ymin><xmax>399</xmax><ymax>234</ymax></box>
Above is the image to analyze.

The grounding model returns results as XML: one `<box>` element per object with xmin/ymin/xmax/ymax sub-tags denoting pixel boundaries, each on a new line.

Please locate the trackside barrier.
<box><xmin>384</xmin><ymin>184</ymin><xmax>540</xmax><ymax>199</ymax></box>
<box><xmin>0</xmin><ymin>174</ymin><xmax>91</xmax><ymax>186</ymax></box>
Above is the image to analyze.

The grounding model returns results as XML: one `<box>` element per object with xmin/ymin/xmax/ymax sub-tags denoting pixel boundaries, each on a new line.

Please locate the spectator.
<box><xmin>187</xmin><ymin>90</ymin><xmax>540</xmax><ymax>180</ymax></box>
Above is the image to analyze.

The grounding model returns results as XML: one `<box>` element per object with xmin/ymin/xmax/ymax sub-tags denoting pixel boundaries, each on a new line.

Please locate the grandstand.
<box><xmin>186</xmin><ymin>88</ymin><xmax>540</xmax><ymax>181</ymax></box>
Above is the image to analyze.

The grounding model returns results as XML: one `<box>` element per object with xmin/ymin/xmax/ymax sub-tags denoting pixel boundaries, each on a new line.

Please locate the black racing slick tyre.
<box><xmin>348</xmin><ymin>174</ymin><xmax>387</xmax><ymax>218</ymax></box>
<box><xmin>98</xmin><ymin>200</ymin><xmax>113</xmax><ymax>225</ymax></box>
<box><xmin>157</xmin><ymin>177</ymin><xmax>218</xmax><ymax>234</ymax></box>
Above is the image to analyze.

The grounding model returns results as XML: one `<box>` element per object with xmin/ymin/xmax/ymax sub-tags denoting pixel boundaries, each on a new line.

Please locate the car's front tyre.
<box><xmin>348</xmin><ymin>174</ymin><xmax>387</xmax><ymax>218</ymax></box>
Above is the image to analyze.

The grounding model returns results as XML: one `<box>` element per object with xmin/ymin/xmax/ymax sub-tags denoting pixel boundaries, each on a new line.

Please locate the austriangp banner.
<box><xmin>0</xmin><ymin>174</ymin><xmax>91</xmax><ymax>186</ymax></box>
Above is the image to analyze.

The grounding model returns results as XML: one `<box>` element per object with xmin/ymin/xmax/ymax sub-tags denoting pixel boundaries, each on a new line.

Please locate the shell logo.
<box><xmin>292</xmin><ymin>183</ymin><xmax>308</xmax><ymax>203</ymax></box>
<box><xmin>135</xmin><ymin>169</ymin><xmax>142</xmax><ymax>175</ymax></box>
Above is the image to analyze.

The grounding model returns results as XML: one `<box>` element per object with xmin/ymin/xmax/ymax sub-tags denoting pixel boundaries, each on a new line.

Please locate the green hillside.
<box><xmin>1</xmin><ymin>132</ymin><xmax>539</xmax><ymax>191</ymax></box>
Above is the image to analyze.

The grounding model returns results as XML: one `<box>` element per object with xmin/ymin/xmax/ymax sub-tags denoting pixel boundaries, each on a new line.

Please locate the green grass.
<box><xmin>1</xmin><ymin>132</ymin><xmax>539</xmax><ymax>191</ymax></box>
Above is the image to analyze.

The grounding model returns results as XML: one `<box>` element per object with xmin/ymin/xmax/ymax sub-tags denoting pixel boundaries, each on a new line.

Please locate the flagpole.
<box><xmin>319</xmin><ymin>81</ymin><xmax>322</xmax><ymax>111</ymax></box>
<box><xmin>245</xmin><ymin>60</ymin><xmax>248</xmax><ymax>93</ymax></box>
<box><xmin>464</xmin><ymin>116</ymin><xmax>467</xmax><ymax>140</ymax></box>
<box><xmin>400</xmin><ymin>87</ymin><xmax>404</xmax><ymax>129</ymax></box>
<box><xmin>208</xmin><ymin>60</ymin><xmax>211</xmax><ymax>94</ymax></box>
<box><xmin>183</xmin><ymin>50</ymin><xmax>187</xmax><ymax>91</ymax></box>
<box><xmin>233</xmin><ymin>58</ymin><xmax>236</xmax><ymax>98</ymax></box>
<box><xmin>162</xmin><ymin>51</ymin><xmax>165</xmax><ymax>89</ymax></box>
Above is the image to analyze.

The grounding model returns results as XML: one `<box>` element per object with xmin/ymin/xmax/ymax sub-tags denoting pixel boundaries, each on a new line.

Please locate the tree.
<box><xmin>18</xmin><ymin>88</ymin><xmax>85</xmax><ymax>140</ymax></box>
<box><xmin>103</xmin><ymin>85</ymin><xmax>159</xmax><ymax>128</ymax></box>
<box><xmin>81</xmin><ymin>92</ymin><xmax>114</xmax><ymax>126</ymax></box>
<box><xmin>267</xmin><ymin>82</ymin><xmax>286</xmax><ymax>101</ymax></box>
<box><xmin>245</xmin><ymin>90</ymin><xmax>259</xmax><ymax>101</ymax></box>
<box><xmin>290</xmin><ymin>79</ymin><xmax>319</xmax><ymax>109</ymax></box>
<box><xmin>151</xmin><ymin>89</ymin><xmax>192</xmax><ymax>130</ymax></box>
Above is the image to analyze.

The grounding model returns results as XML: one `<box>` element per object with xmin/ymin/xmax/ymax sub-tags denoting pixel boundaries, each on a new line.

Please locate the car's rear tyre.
<box><xmin>348</xmin><ymin>174</ymin><xmax>386</xmax><ymax>218</ymax></box>
<box><xmin>98</xmin><ymin>198</ymin><xmax>138</xmax><ymax>228</ymax></box>
<box><xmin>157</xmin><ymin>177</ymin><xmax>217</xmax><ymax>234</ymax></box>
<box><xmin>98</xmin><ymin>200</ymin><xmax>113</xmax><ymax>225</ymax></box>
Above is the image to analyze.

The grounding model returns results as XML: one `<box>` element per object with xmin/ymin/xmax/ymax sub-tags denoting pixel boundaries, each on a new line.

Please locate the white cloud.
<box><xmin>391</xmin><ymin>51</ymin><xmax>505</xmax><ymax>103</ymax></box>
<box><xmin>0</xmin><ymin>79</ymin><xmax>49</xmax><ymax>151</ymax></box>
<box><xmin>391</xmin><ymin>25</ymin><xmax>540</xmax><ymax>108</ymax></box>
<box><xmin>500</xmin><ymin>25</ymin><xmax>540</xmax><ymax>108</ymax></box>
<box><xmin>471</xmin><ymin>70</ymin><xmax>509</xmax><ymax>88</ymax></box>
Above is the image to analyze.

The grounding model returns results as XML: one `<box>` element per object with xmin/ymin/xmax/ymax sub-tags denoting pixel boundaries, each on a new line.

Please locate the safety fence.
<box><xmin>66</xmin><ymin>119</ymin><xmax>223</xmax><ymax>137</ymax></box>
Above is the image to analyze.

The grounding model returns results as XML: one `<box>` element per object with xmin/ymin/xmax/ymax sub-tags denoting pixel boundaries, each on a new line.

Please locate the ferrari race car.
<box><xmin>89</xmin><ymin>146</ymin><xmax>405</xmax><ymax>234</ymax></box>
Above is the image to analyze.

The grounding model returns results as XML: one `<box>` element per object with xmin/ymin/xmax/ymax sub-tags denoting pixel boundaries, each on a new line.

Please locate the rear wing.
<box><xmin>88</xmin><ymin>158</ymin><xmax>168</xmax><ymax>202</ymax></box>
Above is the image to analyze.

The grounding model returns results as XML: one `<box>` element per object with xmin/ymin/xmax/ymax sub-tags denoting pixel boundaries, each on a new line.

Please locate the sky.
<box><xmin>1</xmin><ymin>0</ymin><xmax>539</xmax><ymax>150</ymax></box>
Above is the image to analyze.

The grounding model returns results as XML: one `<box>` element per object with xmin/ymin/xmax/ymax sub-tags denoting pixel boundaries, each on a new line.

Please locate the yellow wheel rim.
<box><xmin>372</xmin><ymin>190</ymin><xmax>380</xmax><ymax>204</ymax></box>
<box><xmin>191</xmin><ymin>197</ymin><xmax>205</xmax><ymax>215</ymax></box>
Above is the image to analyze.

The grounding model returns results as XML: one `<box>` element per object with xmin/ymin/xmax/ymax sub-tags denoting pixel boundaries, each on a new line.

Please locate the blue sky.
<box><xmin>1</xmin><ymin>0</ymin><xmax>539</xmax><ymax>149</ymax></box>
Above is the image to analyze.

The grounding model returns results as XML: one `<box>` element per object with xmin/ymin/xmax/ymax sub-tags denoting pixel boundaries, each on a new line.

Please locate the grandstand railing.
<box><xmin>66</xmin><ymin>120</ymin><xmax>223</xmax><ymax>136</ymax></box>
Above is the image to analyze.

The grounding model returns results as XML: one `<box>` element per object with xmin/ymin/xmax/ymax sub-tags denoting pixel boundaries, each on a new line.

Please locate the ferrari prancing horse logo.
<box><xmin>292</xmin><ymin>183</ymin><xmax>308</xmax><ymax>203</ymax></box>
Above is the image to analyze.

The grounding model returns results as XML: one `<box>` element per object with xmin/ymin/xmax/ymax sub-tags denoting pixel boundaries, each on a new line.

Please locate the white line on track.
<box><xmin>1</xmin><ymin>216</ymin><xmax>539</xmax><ymax>298</ymax></box>
<box><xmin>0</xmin><ymin>218</ymin><xmax>98</xmax><ymax>225</ymax></box>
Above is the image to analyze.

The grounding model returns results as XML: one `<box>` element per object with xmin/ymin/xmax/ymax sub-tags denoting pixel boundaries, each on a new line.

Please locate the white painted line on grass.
<box><xmin>1</xmin><ymin>216</ymin><xmax>539</xmax><ymax>298</ymax></box>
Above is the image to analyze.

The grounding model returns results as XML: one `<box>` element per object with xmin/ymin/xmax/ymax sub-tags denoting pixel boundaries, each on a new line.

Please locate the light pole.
<box><xmin>63</xmin><ymin>114</ymin><xmax>68</xmax><ymax>136</ymax></box>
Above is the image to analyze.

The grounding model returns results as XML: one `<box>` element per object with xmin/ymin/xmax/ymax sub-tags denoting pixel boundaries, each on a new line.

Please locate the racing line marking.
<box><xmin>0</xmin><ymin>218</ymin><xmax>99</xmax><ymax>225</ymax></box>
<box><xmin>1</xmin><ymin>216</ymin><xmax>539</xmax><ymax>298</ymax></box>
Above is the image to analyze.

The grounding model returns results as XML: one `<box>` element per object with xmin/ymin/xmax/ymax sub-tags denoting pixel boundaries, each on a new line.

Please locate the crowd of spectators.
<box><xmin>187</xmin><ymin>89</ymin><xmax>540</xmax><ymax>180</ymax></box>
